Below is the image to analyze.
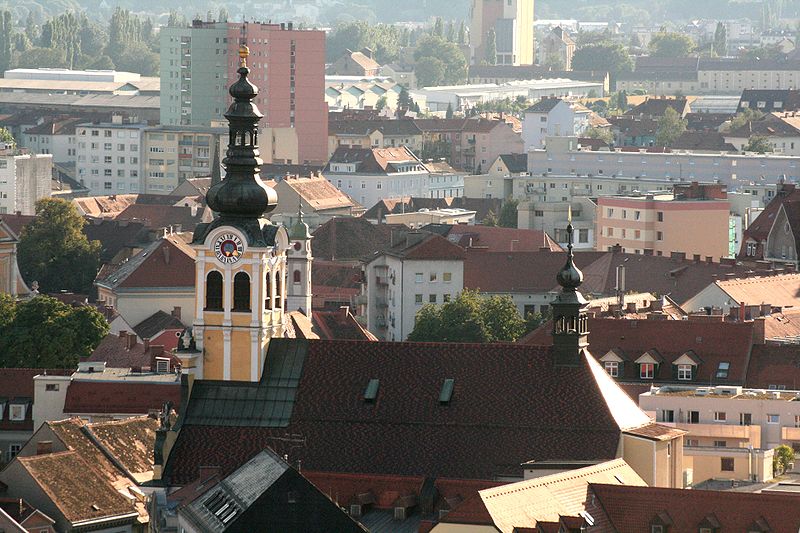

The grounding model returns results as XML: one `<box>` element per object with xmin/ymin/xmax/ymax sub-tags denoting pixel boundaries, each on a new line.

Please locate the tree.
<box><xmin>0</xmin><ymin>296</ymin><xmax>108</xmax><ymax>369</ymax></box>
<box><xmin>415</xmin><ymin>55</ymin><xmax>446</xmax><ymax>87</ymax></box>
<box><xmin>485</xmin><ymin>28</ymin><xmax>497</xmax><ymax>65</ymax></box>
<box><xmin>17</xmin><ymin>198</ymin><xmax>101</xmax><ymax>294</ymax></box>
<box><xmin>398</xmin><ymin>86</ymin><xmax>411</xmax><ymax>109</ymax></box>
<box><xmin>446</xmin><ymin>21</ymin><xmax>455</xmax><ymax>42</ymax></box>
<box><xmin>114</xmin><ymin>41</ymin><xmax>158</xmax><ymax>76</ymax></box>
<box><xmin>655</xmin><ymin>107</ymin><xmax>687</xmax><ymax>146</ymax></box>
<box><xmin>433</xmin><ymin>17</ymin><xmax>444</xmax><ymax>38</ymax></box>
<box><xmin>542</xmin><ymin>52</ymin><xmax>565</xmax><ymax>70</ymax></box>
<box><xmin>408</xmin><ymin>290</ymin><xmax>525</xmax><ymax>343</ymax></box>
<box><xmin>616</xmin><ymin>90</ymin><xmax>629</xmax><ymax>111</ymax></box>
<box><xmin>375</xmin><ymin>95</ymin><xmax>388</xmax><ymax>111</ymax></box>
<box><xmin>0</xmin><ymin>11</ymin><xmax>12</xmax><ymax>74</ymax></box>
<box><xmin>498</xmin><ymin>199</ymin><xmax>519</xmax><ymax>228</ymax></box>
<box><xmin>483</xmin><ymin>210</ymin><xmax>498</xmax><ymax>226</ymax></box>
<box><xmin>723</xmin><ymin>108</ymin><xmax>764</xmax><ymax>132</ymax></box>
<box><xmin>572</xmin><ymin>42</ymin><xmax>633</xmax><ymax>75</ymax></box>
<box><xmin>649</xmin><ymin>32</ymin><xmax>695</xmax><ymax>57</ymax></box>
<box><xmin>584</xmin><ymin>126</ymin><xmax>614</xmax><ymax>144</ymax></box>
<box><xmin>713</xmin><ymin>22</ymin><xmax>727</xmax><ymax>57</ymax></box>
<box><xmin>14</xmin><ymin>46</ymin><xmax>67</xmax><ymax>68</ymax></box>
<box><xmin>773</xmin><ymin>444</ymin><xmax>795</xmax><ymax>475</ymax></box>
<box><xmin>629</xmin><ymin>33</ymin><xmax>642</xmax><ymax>50</ymax></box>
<box><xmin>0</xmin><ymin>127</ymin><xmax>13</xmax><ymax>145</ymax></box>
<box><xmin>458</xmin><ymin>21</ymin><xmax>467</xmax><ymax>45</ymax></box>
<box><xmin>414</xmin><ymin>35</ymin><xmax>467</xmax><ymax>85</ymax></box>
<box><xmin>218</xmin><ymin>7</ymin><xmax>229</xmax><ymax>22</ymax></box>
<box><xmin>744</xmin><ymin>135</ymin><xmax>774</xmax><ymax>153</ymax></box>
<box><xmin>446</xmin><ymin>102</ymin><xmax>454</xmax><ymax>119</ymax></box>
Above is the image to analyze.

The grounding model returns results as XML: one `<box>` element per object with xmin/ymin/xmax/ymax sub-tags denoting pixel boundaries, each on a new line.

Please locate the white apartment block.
<box><xmin>143</xmin><ymin>126</ymin><xmax>225</xmax><ymax>194</ymax></box>
<box><xmin>0</xmin><ymin>149</ymin><xmax>53</xmax><ymax>215</ymax></box>
<box><xmin>529</xmin><ymin>136</ymin><xmax>800</xmax><ymax>185</ymax></box>
<box><xmin>76</xmin><ymin>119</ymin><xmax>146</xmax><ymax>195</ymax></box>
<box><xmin>22</xmin><ymin>128</ymin><xmax>76</xmax><ymax>164</ymax></box>
<box><xmin>522</xmin><ymin>98</ymin><xmax>590</xmax><ymax>150</ymax></box>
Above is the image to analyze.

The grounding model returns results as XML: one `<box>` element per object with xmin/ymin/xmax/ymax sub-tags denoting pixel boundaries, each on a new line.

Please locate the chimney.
<box><xmin>36</xmin><ymin>441</ymin><xmax>53</xmax><ymax>455</ymax></box>
<box><xmin>126</xmin><ymin>333</ymin><xmax>137</xmax><ymax>350</ymax></box>
<box><xmin>172</xmin><ymin>306</ymin><xmax>182</xmax><ymax>321</ymax></box>
<box><xmin>144</xmin><ymin>339</ymin><xmax>151</xmax><ymax>351</ymax></box>
<box><xmin>739</xmin><ymin>302</ymin><xmax>746</xmax><ymax>322</ymax></box>
<box><xmin>753</xmin><ymin>317</ymin><xmax>766</xmax><ymax>345</ymax></box>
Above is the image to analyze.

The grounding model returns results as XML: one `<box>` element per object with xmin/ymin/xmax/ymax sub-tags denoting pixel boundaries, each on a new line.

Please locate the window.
<box><xmin>45</xmin><ymin>383</ymin><xmax>59</xmax><ymax>392</ymax></box>
<box><xmin>8</xmin><ymin>444</ymin><xmax>21</xmax><ymax>460</ymax></box>
<box><xmin>607</xmin><ymin>208</ymin><xmax>614</xmax><ymax>217</ymax></box>
<box><xmin>795</xmin><ymin>415</ymin><xmax>800</xmax><ymax>428</ymax></box>
<box><xmin>9</xmin><ymin>404</ymin><xmax>25</xmax><ymax>421</ymax></box>
<box><xmin>767</xmin><ymin>414</ymin><xmax>780</xmax><ymax>424</ymax></box>
<box><xmin>674</xmin><ymin>363</ymin><xmax>692</xmax><ymax>380</ymax></box>
<box><xmin>716</xmin><ymin>362</ymin><xmax>730</xmax><ymax>379</ymax></box>
<box><xmin>443</xmin><ymin>272</ymin><xmax>452</xmax><ymax>282</ymax></box>
<box><xmin>656</xmin><ymin>231</ymin><xmax>663</xmax><ymax>241</ymax></box>
<box><xmin>714</xmin><ymin>411</ymin><xmax>727</xmax><ymax>422</ymax></box>
<box><xmin>205</xmin><ymin>271</ymin><xmax>223</xmax><ymax>310</ymax></box>
<box><xmin>686</xmin><ymin>438</ymin><xmax>698</xmax><ymax>446</ymax></box>
<box><xmin>604</xmin><ymin>361</ymin><xmax>619</xmax><ymax>377</ymax></box>
<box><xmin>714</xmin><ymin>440</ymin><xmax>727</xmax><ymax>447</ymax></box>
<box><xmin>657</xmin><ymin>211</ymin><xmax>664</xmax><ymax>222</ymax></box>
<box><xmin>534</xmin><ymin>210</ymin><xmax>544</xmax><ymax>217</ymax></box>
<box><xmin>687</xmin><ymin>410</ymin><xmax>699</xmax><ymax>424</ymax></box>
<box><xmin>579</xmin><ymin>229</ymin><xmax>589</xmax><ymax>243</ymax></box>
<box><xmin>430</xmin><ymin>272</ymin><xmax>437</xmax><ymax>282</ymax></box>
<box><xmin>640</xmin><ymin>363</ymin><xmax>655</xmax><ymax>379</ymax></box>
<box><xmin>651</xmin><ymin>526</ymin><xmax>663</xmax><ymax>533</ymax></box>
<box><xmin>415</xmin><ymin>273</ymin><xmax>423</xmax><ymax>283</ymax></box>
<box><xmin>741</xmin><ymin>413</ymin><xmax>752</xmax><ymax>426</ymax></box>
<box><xmin>429</xmin><ymin>294</ymin><xmax>437</xmax><ymax>303</ymax></box>
<box><xmin>721</xmin><ymin>457</ymin><xmax>735</xmax><ymax>471</ymax></box>
<box><xmin>443</xmin><ymin>294</ymin><xmax>451</xmax><ymax>303</ymax></box>
<box><xmin>233</xmin><ymin>272</ymin><xmax>250</xmax><ymax>312</ymax></box>
<box><xmin>661</xmin><ymin>409</ymin><xmax>674</xmax><ymax>423</ymax></box>
<box><xmin>415</xmin><ymin>294</ymin><xmax>423</xmax><ymax>305</ymax></box>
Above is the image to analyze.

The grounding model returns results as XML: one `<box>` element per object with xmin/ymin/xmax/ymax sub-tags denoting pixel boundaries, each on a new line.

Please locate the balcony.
<box><xmin>782</xmin><ymin>427</ymin><xmax>800</xmax><ymax>441</ymax></box>
<box><xmin>376</xmin><ymin>298</ymin><xmax>389</xmax><ymax>309</ymax></box>
<box><xmin>673</xmin><ymin>422</ymin><xmax>759</xmax><ymax>446</ymax></box>
<box><xmin>178</xmin><ymin>153</ymin><xmax>192</xmax><ymax>159</ymax></box>
<box><xmin>178</xmin><ymin>140</ymin><xmax>194</xmax><ymax>146</ymax></box>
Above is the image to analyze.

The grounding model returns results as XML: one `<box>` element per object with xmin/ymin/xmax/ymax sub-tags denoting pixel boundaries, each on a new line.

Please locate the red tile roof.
<box><xmin>746</xmin><ymin>343</ymin><xmax>800</xmax><ymax>389</ymax></box>
<box><xmin>465</xmin><ymin>250</ymin><xmax>601</xmax><ymax>293</ymax></box>
<box><xmin>114</xmin><ymin>204</ymin><xmax>212</xmax><ymax>232</ymax></box>
<box><xmin>311</xmin><ymin>217</ymin><xmax>399</xmax><ymax>262</ymax></box>
<box><xmin>739</xmin><ymin>184</ymin><xmax>800</xmax><ymax>259</ymax></box>
<box><xmin>313</xmin><ymin>308</ymin><xmax>378</xmax><ymax>341</ymax></box>
<box><xmin>523</xmin><ymin>318</ymin><xmax>755</xmax><ymax>384</ymax></box>
<box><xmin>163</xmin><ymin>340</ymin><xmax>648</xmax><ymax>485</ymax></box>
<box><xmin>282</xmin><ymin>175</ymin><xmax>358</xmax><ymax>211</ymax></box>
<box><xmin>64</xmin><ymin>381</ymin><xmax>181</xmax><ymax>415</ymax></box>
<box><xmin>590</xmin><ymin>483</ymin><xmax>800</xmax><ymax>533</ymax></box>
<box><xmin>446</xmin><ymin>225</ymin><xmax>563</xmax><ymax>253</ymax></box>
<box><xmin>95</xmin><ymin>236</ymin><xmax>195</xmax><ymax>291</ymax></box>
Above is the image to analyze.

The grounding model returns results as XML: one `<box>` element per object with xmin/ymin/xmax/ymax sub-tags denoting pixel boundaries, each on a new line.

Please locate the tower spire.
<box><xmin>552</xmin><ymin>215</ymin><xmax>589</xmax><ymax>367</ymax></box>
<box><xmin>210</xmin><ymin>135</ymin><xmax>221</xmax><ymax>187</ymax></box>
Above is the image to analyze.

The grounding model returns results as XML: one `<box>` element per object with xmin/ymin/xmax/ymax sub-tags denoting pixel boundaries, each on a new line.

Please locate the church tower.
<box><xmin>552</xmin><ymin>214</ymin><xmax>590</xmax><ymax>367</ymax></box>
<box><xmin>186</xmin><ymin>45</ymin><xmax>289</xmax><ymax>382</ymax></box>
<box><xmin>286</xmin><ymin>205</ymin><xmax>313</xmax><ymax>318</ymax></box>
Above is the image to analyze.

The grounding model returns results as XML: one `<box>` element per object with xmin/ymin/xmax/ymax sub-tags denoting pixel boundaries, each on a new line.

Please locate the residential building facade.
<box><xmin>0</xmin><ymin>148</ymin><xmax>52</xmax><ymax>215</ymax></box>
<box><xmin>143</xmin><ymin>126</ymin><xmax>225</xmax><ymax>194</ymax></box>
<box><xmin>522</xmin><ymin>97</ymin><xmax>590</xmax><ymax>150</ymax></box>
<box><xmin>75</xmin><ymin>118</ymin><xmax>146</xmax><ymax>195</ymax></box>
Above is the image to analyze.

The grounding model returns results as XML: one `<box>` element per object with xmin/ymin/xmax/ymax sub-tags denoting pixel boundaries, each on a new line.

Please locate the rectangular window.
<box><xmin>9</xmin><ymin>404</ymin><xmax>25</xmax><ymax>421</ymax></box>
<box><xmin>676</xmin><ymin>364</ymin><xmax>692</xmax><ymax>380</ymax></box>
<box><xmin>45</xmin><ymin>383</ymin><xmax>59</xmax><ymax>391</ymax></box>
<box><xmin>415</xmin><ymin>273</ymin><xmax>423</xmax><ymax>283</ymax></box>
<box><xmin>443</xmin><ymin>272</ymin><xmax>452</xmax><ymax>282</ymax></box>
<box><xmin>8</xmin><ymin>444</ymin><xmax>21</xmax><ymax>459</ymax></box>
<box><xmin>661</xmin><ymin>409</ymin><xmax>674</xmax><ymax>423</ymax></box>
<box><xmin>607</xmin><ymin>208</ymin><xmax>614</xmax><ymax>217</ymax></box>
<box><xmin>721</xmin><ymin>457</ymin><xmax>735</xmax><ymax>471</ymax></box>
<box><xmin>657</xmin><ymin>211</ymin><xmax>664</xmax><ymax>222</ymax></box>
<box><xmin>640</xmin><ymin>363</ymin><xmax>655</xmax><ymax>379</ymax></box>
<box><xmin>604</xmin><ymin>361</ymin><xmax>619</xmax><ymax>377</ymax></box>
<box><xmin>443</xmin><ymin>294</ymin><xmax>451</xmax><ymax>303</ymax></box>
<box><xmin>686</xmin><ymin>438</ymin><xmax>698</xmax><ymax>446</ymax></box>
<box><xmin>687</xmin><ymin>410</ymin><xmax>699</xmax><ymax>424</ymax></box>
<box><xmin>430</xmin><ymin>272</ymin><xmax>437</xmax><ymax>282</ymax></box>
<box><xmin>429</xmin><ymin>294</ymin><xmax>437</xmax><ymax>303</ymax></box>
<box><xmin>716</xmin><ymin>362</ymin><xmax>730</xmax><ymax>379</ymax></box>
<box><xmin>767</xmin><ymin>414</ymin><xmax>780</xmax><ymax>424</ymax></box>
<box><xmin>714</xmin><ymin>411</ymin><xmax>727</xmax><ymax>422</ymax></box>
<box><xmin>741</xmin><ymin>413</ymin><xmax>752</xmax><ymax>426</ymax></box>
<box><xmin>579</xmin><ymin>229</ymin><xmax>589</xmax><ymax>243</ymax></box>
<box><xmin>795</xmin><ymin>415</ymin><xmax>800</xmax><ymax>428</ymax></box>
<box><xmin>656</xmin><ymin>231</ymin><xmax>663</xmax><ymax>241</ymax></box>
<box><xmin>714</xmin><ymin>440</ymin><xmax>727</xmax><ymax>447</ymax></box>
<box><xmin>415</xmin><ymin>294</ymin><xmax>423</xmax><ymax>305</ymax></box>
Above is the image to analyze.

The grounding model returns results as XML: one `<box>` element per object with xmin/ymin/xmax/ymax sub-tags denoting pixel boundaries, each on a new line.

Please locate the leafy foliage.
<box><xmin>572</xmin><ymin>42</ymin><xmax>633</xmax><ymax>75</ymax></box>
<box><xmin>484</xmin><ymin>28</ymin><xmax>497</xmax><ymax>65</ymax></box>
<box><xmin>723</xmin><ymin>108</ymin><xmax>764</xmax><ymax>132</ymax></box>
<box><xmin>498</xmin><ymin>199</ymin><xmax>519</xmax><ymax>228</ymax></box>
<box><xmin>17</xmin><ymin>198</ymin><xmax>101</xmax><ymax>294</ymax></box>
<box><xmin>655</xmin><ymin>107</ymin><xmax>687</xmax><ymax>146</ymax></box>
<box><xmin>0</xmin><ymin>295</ymin><xmax>108</xmax><ymax>369</ymax></box>
<box><xmin>773</xmin><ymin>444</ymin><xmax>795</xmax><ymax>475</ymax></box>
<box><xmin>408</xmin><ymin>290</ymin><xmax>526</xmax><ymax>343</ymax></box>
<box><xmin>713</xmin><ymin>22</ymin><xmax>727</xmax><ymax>57</ymax></box>
<box><xmin>414</xmin><ymin>35</ymin><xmax>467</xmax><ymax>86</ymax></box>
<box><xmin>744</xmin><ymin>135</ymin><xmax>774</xmax><ymax>154</ymax></box>
<box><xmin>326</xmin><ymin>20</ymin><xmax>407</xmax><ymax>64</ymax></box>
<box><xmin>0</xmin><ymin>127</ymin><xmax>14</xmax><ymax>144</ymax></box>
<box><xmin>415</xmin><ymin>56</ymin><xmax>446</xmax><ymax>87</ymax></box>
<box><xmin>649</xmin><ymin>32</ymin><xmax>695</xmax><ymax>57</ymax></box>
<box><xmin>584</xmin><ymin>126</ymin><xmax>614</xmax><ymax>144</ymax></box>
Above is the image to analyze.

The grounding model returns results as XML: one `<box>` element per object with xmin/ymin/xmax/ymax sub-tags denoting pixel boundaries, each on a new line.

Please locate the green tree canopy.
<box><xmin>485</xmin><ymin>28</ymin><xmax>497</xmax><ymax>65</ymax></box>
<box><xmin>744</xmin><ymin>135</ymin><xmax>774</xmax><ymax>153</ymax></box>
<box><xmin>498</xmin><ymin>199</ymin><xmax>519</xmax><ymax>228</ymax></box>
<box><xmin>773</xmin><ymin>444</ymin><xmax>794</xmax><ymax>475</ymax></box>
<box><xmin>655</xmin><ymin>107</ymin><xmax>687</xmax><ymax>146</ymax></box>
<box><xmin>17</xmin><ymin>198</ymin><xmax>101</xmax><ymax>294</ymax></box>
<box><xmin>0</xmin><ymin>11</ymin><xmax>13</xmax><ymax>74</ymax></box>
<box><xmin>584</xmin><ymin>126</ymin><xmax>614</xmax><ymax>144</ymax></box>
<box><xmin>326</xmin><ymin>20</ymin><xmax>404</xmax><ymax>64</ymax></box>
<box><xmin>571</xmin><ymin>42</ymin><xmax>633</xmax><ymax>75</ymax></box>
<box><xmin>0</xmin><ymin>296</ymin><xmax>108</xmax><ymax>368</ymax></box>
<box><xmin>0</xmin><ymin>127</ymin><xmax>14</xmax><ymax>145</ymax></box>
<box><xmin>713</xmin><ymin>21</ymin><xmax>727</xmax><ymax>57</ymax></box>
<box><xmin>408</xmin><ymin>290</ymin><xmax>526</xmax><ymax>343</ymax></box>
<box><xmin>114</xmin><ymin>41</ymin><xmax>158</xmax><ymax>76</ymax></box>
<box><xmin>723</xmin><ymin>108</ymin><xmax>764</xmax><ymax>132</ymax></box>
<box><xmin>649</xmin><ymin>32</ymin><xmax>695</xmax><ymax>57</ymax></box>
<box><xmin>414</xmin><ymin>55</ymin><xmax>446</xmax><ymax>87</ymax></box>
<box><xmin>414</xmin><ymin>35</ymin><xmax>467</xmax><ymax>85</ymax></box>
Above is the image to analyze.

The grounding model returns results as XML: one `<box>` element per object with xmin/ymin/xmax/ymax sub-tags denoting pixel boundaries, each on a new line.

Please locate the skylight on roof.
<box><xmin>439</xmin><ymin>378</ymin><xmax>455</xmax><ymax>405</ymax></box>
<box><xmin>716</xmin><ymin>361</ymin><xmax>730</xmax><ymax>379</ymax></box>
<box><xmin>364</xmin><ymin>379</ymin><xmax>379</xmax><ymax>403</ymax></box>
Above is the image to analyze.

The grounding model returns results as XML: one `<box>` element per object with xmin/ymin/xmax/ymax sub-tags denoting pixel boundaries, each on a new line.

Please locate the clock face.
<box><xmin>214</xmin><ymin>233</ymin><xmax>244</xmax><ymax>264</ymax></box>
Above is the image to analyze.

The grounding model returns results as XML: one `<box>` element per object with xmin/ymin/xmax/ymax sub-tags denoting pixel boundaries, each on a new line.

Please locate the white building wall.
<box><xmin>327</xmin><ymin>171</ymin><xmax>430</xmax><ymax>208</ymax></box>
<box><xmin>32</xmin><ymin>375</ymin><xmax>71</xmax><ymax>431</ymax></box>
<box><xmin>0</xmin><ymin>154</ymin><xmax>53</xmax><ymax>215</ymax></box>
<box><xmin>398</xmin><ymin>258</ymin><xmax>464</xmax><ymax>341</ymax></box>
<box><xmin>112</xmin><ymin>291</ymin><xmax>196</xmax><ymax>331</ymax></box>
<box><xmin>76</xmin><ymin>124</ymin><xmax>145</xmax><ymax>195</ymax></box>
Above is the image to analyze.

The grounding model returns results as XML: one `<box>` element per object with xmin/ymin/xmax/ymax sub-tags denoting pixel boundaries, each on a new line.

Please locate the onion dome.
<box><xmin>289</xmin><ymin>203</ymin><xmax>312</xmax><ymax>240</ymax></box>
<box><xmin>205</xmin><ymin>45</ymin><xmax>278</xmax><ymax>219</ymax></box>
<box><xmin>556</xmin><ymin>221</ymin><xmax>584</xmax><ymax>291</ymax></box>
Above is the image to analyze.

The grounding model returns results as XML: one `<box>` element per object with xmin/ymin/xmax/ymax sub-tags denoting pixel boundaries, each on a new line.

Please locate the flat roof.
<box><xmin>644</xmin><ymin>385</ymin><xmax>800</xmax><ymax>401</ymax></box>
<box><xmin>71</xmin><ymin>367</ymin><xmax>181</xmax><ymax>383</ymax></box>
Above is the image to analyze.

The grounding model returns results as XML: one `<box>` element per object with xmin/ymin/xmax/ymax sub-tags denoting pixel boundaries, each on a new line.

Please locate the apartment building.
<box><xmin>529</xmin><ymin>136</ymin><xmax>800</xmax><ymax>185</ymax></box>
<box><xmin>143</xmin><ymin>126</ymin><xmax>225</xmax><ymax>194</ymax></box>
<box><xmin>522</xmin><ymin>97</ymin><xmax>591</xmax><ymax>150</ymax></box>
<box><xmin>21</xmin><ymin>116</ymin><xmax>86</xmax><ymax>163</ymax></box>
<box><xmin>160</xmin><ymin>20</ymin><xmax>327</xmax><ymax>165</ymax></box>
<box><xmin>595</xmin><ymin>183</ymin><xmax>730</xmax><ymax>260</ymax></box>
<box><xmin>470</xmin><ymin>0</ymin><xmax>535</xmax><ymax>65</ymax></box>
<box><xmin>75</xmin><ymin>118</ymin><xmax>146</xmax><ymax>195</ymax></box>
<box><xmin>364</xmin><ymin>233</ymin><xmax>465</xmax><ymax>341</ymax></box>
<box><xmin>0</xmin><ymin>147</ymin><xmax>52</xmax><ymax>215</ymax></box>
<box><xmin>327</xmin><ymin>119</ymin><xmax>423</xmax><ymax>159</ymax></box>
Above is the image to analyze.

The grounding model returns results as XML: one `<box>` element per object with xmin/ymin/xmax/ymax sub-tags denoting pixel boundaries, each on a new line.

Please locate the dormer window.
<box><xmin>9</xmin><ymin>403</ymin><xmax>26</xmax><ymax>421</ymax></box>
<box><xmin>640</xmin><ymin>363</ymin><xmax>655</xmax><ymax>379</ymax></box>
<box><xmin>604</xmin><ymin>361</ymin><xmax>619</xmax><ymax>377</ymax></box>
<box><xmin>677</xmin><ymin>364</ymin><xmax>692</xmax><ymax>380</ymax></box>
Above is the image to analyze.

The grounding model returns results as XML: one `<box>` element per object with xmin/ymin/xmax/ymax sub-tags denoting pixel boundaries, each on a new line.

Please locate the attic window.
<box><xmin>716</xmin><ymin>362</ymin><xmax>730</xmax><ymax>380</ymax></box>
<box><xmin>204</xmin><ymin>491</ymin><xmax>239</xmax><ymax>524</ymax></box>
<box><xmin>439</xmin><ymin>379</ymin><xmax>454</xmax><ymax>405</ymax></box>
<box><xmin>364</xmin><ymin>379</ymin><xmax>380</xmax><ymax>403</ymax></box>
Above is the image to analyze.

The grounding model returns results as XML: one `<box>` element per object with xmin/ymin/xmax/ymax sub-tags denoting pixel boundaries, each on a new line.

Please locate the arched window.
<box><xmin>275</xmin><ymin>270</ymin><xmax>283</xmax><ymax>308</ymax></box>
<box><xmin>206</xmin><ymin>271</ymin><xmax>223</xmax><ymax>311</ymax></box>
<box><xmin>265</xmin><ymin>271</ymin><xmax>273</xmax><ymax>310</ymax></box>
<box><xmin>293</xmin><ymin>270</ymin><xmax>301</xmax><ymax>285</ymax></box>
<box><xmin>233</xmin><ymin>272</ymin><xmax>251</xmax><ymax>312</ymax></box>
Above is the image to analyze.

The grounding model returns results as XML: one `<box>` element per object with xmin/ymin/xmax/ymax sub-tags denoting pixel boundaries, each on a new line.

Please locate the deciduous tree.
<box><xmin>572</xmin><ymin>42</ymin><xmax>633</xmax><ymax>75</ymax></box>
<box><xmin>744</xmin><ymin>135</ymin><xmax>774</xmax><ymax>153</ymax></box>
<box><xmin>649</xmin><ymin>32</ymin><xmax>695</xmax><ymax>57</ymax></box>
<box><xmin>655</xmin><ymin>107</ymin><xmax>687</xmax><ymax>146</ymax></box>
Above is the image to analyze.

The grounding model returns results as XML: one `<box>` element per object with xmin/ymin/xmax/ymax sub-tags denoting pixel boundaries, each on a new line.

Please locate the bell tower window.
<box><xmin>265</xmin><ymin>271</ymin><xmax>273</xmax><ymax>310</ymax></box>
<box><xmin>206</xmin><ymin>271</ymin><xmax>223</xmax><ymax>310</ymax></box>
<box><xmin>293</xmin><ymin>270</ymin><xmax>301</xmax><ymax>284</ymax></box>
<box><xmin>275</xmin><ymin>270</ymin><xmax>283</xmax><ymax>308</ymax></box>
<box><xmin>233</xmin><ymin>272</ymin><xmax>251</xmax><ymax>311</ymax></box>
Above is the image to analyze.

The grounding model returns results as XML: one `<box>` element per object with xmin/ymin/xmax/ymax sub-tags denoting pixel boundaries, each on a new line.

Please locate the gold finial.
<box><xmin>567</xmin><ymin>204</ymin><xmax>572</xmax><ymax>223</ymax></box>
<box><xmin>238</xmin><ymin>44</ymin><xmax>249</xmax><ymax>67</ymax></box>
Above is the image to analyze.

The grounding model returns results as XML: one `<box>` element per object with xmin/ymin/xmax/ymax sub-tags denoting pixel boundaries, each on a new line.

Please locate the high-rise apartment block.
<box><xmin>0</xmin><ymin>145</ymin><xmax>52</xmax><ymax>215</ymax></box>
<box><xmin>75</xmin><ymin>118</ymin><xmax>146</xmax><ymax>196</ymax></box>
<box><xmin>470</xmin><ymin>0</ymin><xmax>535</xmax><ymax>66</ymax></box>
<box><xmin>160</xmin><ymin>20</ymin><xmax>328</xmax><ymax>165</ymax></box>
